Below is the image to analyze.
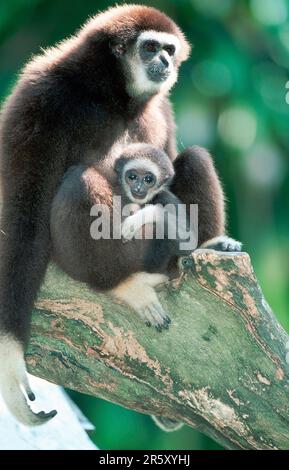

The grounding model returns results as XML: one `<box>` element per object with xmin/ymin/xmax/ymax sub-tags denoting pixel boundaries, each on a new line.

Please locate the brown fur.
<box><xmin>50</xmin><ymin>144</ymin><xmax>191</xmax><ymax>290</ymax></box>
<box><xmin>0</xmin><ymin>2</ymin><xmax>227</xmax><ymax>346</ymax></box>
<box><xmin>0</xmin><ymin>4</ymin><xmax>230</xmax><ymax>426</ymax></box>
<box><xmin>171</xmin><ymin>146</ymin><xmax>225</xmax><ymax>246</ymax></box>
<box><xmin>0</xmin><ymin>5</ymin><xmax>190</xmax><ymax>345</ymax></box>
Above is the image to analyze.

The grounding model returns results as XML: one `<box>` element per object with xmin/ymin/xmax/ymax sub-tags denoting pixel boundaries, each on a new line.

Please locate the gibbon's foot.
<box><xmin>201</xmin><ymin>235</ymin><xmax>242</xmax><ymax>252</ymax></box>
<box><xmin>138</xmin><ymin>302</ymin><xmax>171</xmax><ymax>332</ymax></box>
<box><xmin>111</xmin><ymin>272</ymin><xmax>171</xmax><ymax>331</ymax></box>
<box><xmin>0</xmin><ymin>336</ymin><xmax>58</xmax><ymax>426</ymax></box>
<box><xmin>151</xmin><ymin>415</ymin><xmax>184</xmax><ymax>432</ymax></box>
<box><xmin>111</xmin><ymin>272</ymin><xmax>170</xmax><ymax>331</ymax></box>
<box><xmin>37</xmin><ymin>410</ymin><xmax>58</xmax><ymax>420</ymax></box>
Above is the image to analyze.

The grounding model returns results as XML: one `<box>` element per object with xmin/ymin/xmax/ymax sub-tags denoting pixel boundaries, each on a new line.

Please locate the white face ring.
<box><xmin>125</xmin><ymin>31</ymin><xmax>181</xmax><ymax>98</ymax></box>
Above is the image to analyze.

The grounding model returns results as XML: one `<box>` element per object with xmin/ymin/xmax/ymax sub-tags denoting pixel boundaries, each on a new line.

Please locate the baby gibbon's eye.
<box><xmin>126</xmin><ymin>171</ymin><xmax>138</xmax><ymax>181</ymax></box>
<box><xmin>143</xmin><ymin>173</ymin><xmax>155</xmax><ymax>186</ymax></box>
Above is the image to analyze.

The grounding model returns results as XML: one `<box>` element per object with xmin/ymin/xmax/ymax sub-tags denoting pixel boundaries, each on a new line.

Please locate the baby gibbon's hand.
<box><xmin>121</xmin><ymin>213</ymin><xmax>142</xmax><ymax>241</ymax></box>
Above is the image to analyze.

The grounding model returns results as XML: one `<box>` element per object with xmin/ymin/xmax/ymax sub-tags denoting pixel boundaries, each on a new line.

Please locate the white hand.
<box><xmin>121</xmin><ymin>213</ymin><xmax>141</xmax><ymax>240</ymax></box>
<box><xmin>121</xmin><ymin>205</ymin><xmax>160</xmax><ymax>241</ymax></box>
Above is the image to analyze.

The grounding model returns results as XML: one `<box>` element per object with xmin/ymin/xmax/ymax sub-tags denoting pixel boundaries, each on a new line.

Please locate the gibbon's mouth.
<box><xmin>147</xmin><ymin>66</ymin><xmax>170</xmax><ymax>83</ymax></box>
<box><xmin>131</xmin><ymin>190</ymin><xmax>147</xmax><ymax>200</ymax></box>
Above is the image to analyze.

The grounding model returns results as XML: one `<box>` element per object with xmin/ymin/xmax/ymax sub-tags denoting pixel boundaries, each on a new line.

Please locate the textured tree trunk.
<box><xmin>26</xmin><ymin>250</ymin><xmax>289</xmax><ymax>450</ymax></box>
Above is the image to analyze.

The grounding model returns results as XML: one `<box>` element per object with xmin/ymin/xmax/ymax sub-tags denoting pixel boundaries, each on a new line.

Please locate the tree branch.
<box><xmin>26</xmin><ymin>250</ymin><xmax>289</xmax><ymax>450</ymax></box>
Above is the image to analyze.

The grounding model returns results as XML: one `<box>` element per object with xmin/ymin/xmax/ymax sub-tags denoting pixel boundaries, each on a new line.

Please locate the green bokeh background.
<box><xmin>1</xmin><ymin>0</ymin><xmax>288</xmax><ymax>450</ymax></box>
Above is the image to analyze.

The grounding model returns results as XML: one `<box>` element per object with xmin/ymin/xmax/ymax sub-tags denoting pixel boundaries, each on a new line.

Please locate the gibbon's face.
<box><xmin>125</xmin><ymin>168</ymin><xmax>156</xmax><ymax>201</ymax></box>
<box><xmin>123</xmin><ymin>31</ymin><xmax>181</xmax><ymax>98</ymax></box>
<box><xmin>121</xmin><ymin>159</ymin><xmax>164</xmax><ymax>205</ymax></box>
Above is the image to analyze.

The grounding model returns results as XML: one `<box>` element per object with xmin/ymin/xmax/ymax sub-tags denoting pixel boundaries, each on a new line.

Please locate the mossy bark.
<box><xmin>26</xmin><ymin>250</ymin><xmax>289</xmax><ymax>450</ymax></box>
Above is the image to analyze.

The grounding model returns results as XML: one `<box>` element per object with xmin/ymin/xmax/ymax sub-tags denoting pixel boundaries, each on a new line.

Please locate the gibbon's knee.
<box><xmin>171</xmin><ymin>146</ymin><xmax>225</xmax><ymax>246</ymax></box>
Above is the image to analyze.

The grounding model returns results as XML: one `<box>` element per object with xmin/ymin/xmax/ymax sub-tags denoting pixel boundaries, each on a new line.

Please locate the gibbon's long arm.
<box><xmin>171</xmin><ymin>146</ymin><xmax>226</xmax><ymax>246</ymax></box>
<box><xmin>0</xmin><ymin>182</ymin><xmax>59</xmax><ymax>424</ymax></box>
<box><xmin>120</xmin><ymin>194</ymin><xmax>180</xmax><ymax>241</ymax></box>
<box><xmin>0</xmin><ymin>89</ymin><xmax>68</xmax><ymax>424</ymax></box>
<box><xmin>171</xmin><ymin>146</ymin><xmax>241</xmax><ymax>252</ymax></box>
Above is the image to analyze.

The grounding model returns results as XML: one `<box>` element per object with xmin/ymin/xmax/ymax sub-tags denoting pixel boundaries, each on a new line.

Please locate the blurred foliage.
<box><xmin>1</xmin><ymin>0</ymin><xmax>289</xmax><ymax>450</ymax></box>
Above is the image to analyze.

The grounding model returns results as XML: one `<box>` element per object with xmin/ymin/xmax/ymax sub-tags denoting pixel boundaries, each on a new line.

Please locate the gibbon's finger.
<box><xmin>21</xmin><ymin>374</ymin><xmax>36</xmax><ymax>401</ymax></box>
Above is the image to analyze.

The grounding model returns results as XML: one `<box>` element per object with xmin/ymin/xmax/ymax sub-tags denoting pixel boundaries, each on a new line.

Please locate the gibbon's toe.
<box><xmin>226</xmin><ymin>239</ymin><xmax>242</xmax><ymax>252</ymax></box>
<box><xmin>164</xmin><ymin>315</ymin><xmax>171</xmax><ymax>325</ymax></box>
<box><xmin>140</xmin><ymin>303</ymin><xmax>171</xmax><ymax>332</ymax></box>
<box><xmin>37</xmin><ymin>409</ymin><xmax>57</xmax><ymax>420</ymax></box>
<box><xmin>220</xmin><ymin>237</ymin><xmax>242</xmax><ymax>252</ymax></box>
<box><xmin>28</xmin><ymin>391</ymin><xmax>36</xmax><ymax>401</ymax></box>
<box><xmin>202</xmin><ymin>235</ymin><xmax>242</xmax><ymax>253</ymax></box>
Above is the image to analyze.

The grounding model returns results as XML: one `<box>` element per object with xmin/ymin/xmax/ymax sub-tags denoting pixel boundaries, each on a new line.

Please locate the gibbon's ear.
<box><xmin>109</xmin><ymin>40</ymin><xmax>126</xmax><ymax>58</ymax></box>
<box><xmin>114</xmin><ymin>157</ymin><xmax>128</xmax><ymax>175</ymax></box>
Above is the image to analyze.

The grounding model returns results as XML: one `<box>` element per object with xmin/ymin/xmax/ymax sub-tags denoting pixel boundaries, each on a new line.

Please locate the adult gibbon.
<box><xmin>0</xmin><ymin>5</ymin><xmax>240</xmax><ymax>425</ymax></box>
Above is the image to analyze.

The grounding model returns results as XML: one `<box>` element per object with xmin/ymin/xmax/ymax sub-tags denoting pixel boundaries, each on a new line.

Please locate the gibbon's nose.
<box><xmin>135</xmin><ymin>186</ymin><xmax>144</xmax><ymax>194</ymax></box>
<box><xmin>159</xmin><ymin>54</ymin><xmax>169</xmax><ymax>68</ymax></box>
<box><xmin>132</xmin><ymin>184</ymin><xmax>146</xmax><ymax>198</ymax></box>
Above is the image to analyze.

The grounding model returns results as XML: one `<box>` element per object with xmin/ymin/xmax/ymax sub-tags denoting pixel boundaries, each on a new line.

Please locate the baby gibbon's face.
<box><xmin>125</xmin><ymin>166</ymin><xmax>156</xmax><ymax>203</ymax></box>
<box><xmin>115</xmin><ymin>147</ymin><xmax>175</xmax><ymax>205</ymax></box>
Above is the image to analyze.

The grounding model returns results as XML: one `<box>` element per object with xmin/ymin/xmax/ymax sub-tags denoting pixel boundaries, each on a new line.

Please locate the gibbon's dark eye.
<box><xmin>142</xmin><ymin>40</ymin><xmax>159</xmax><ymax>53</ymax></box>
<box><xmin>127</xmin><ymin>171</ymin><xmax>138</xmax><ymax>181</ymax></box>
<box><xmin>143</xmin><ymin>173</ymin><xmax>155</xmax><ymax>186</ymax></box>
<box><xmin>163</xmin><ymin>44</ymin><xmax>175</xmax><ymax>56</ymax></box>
